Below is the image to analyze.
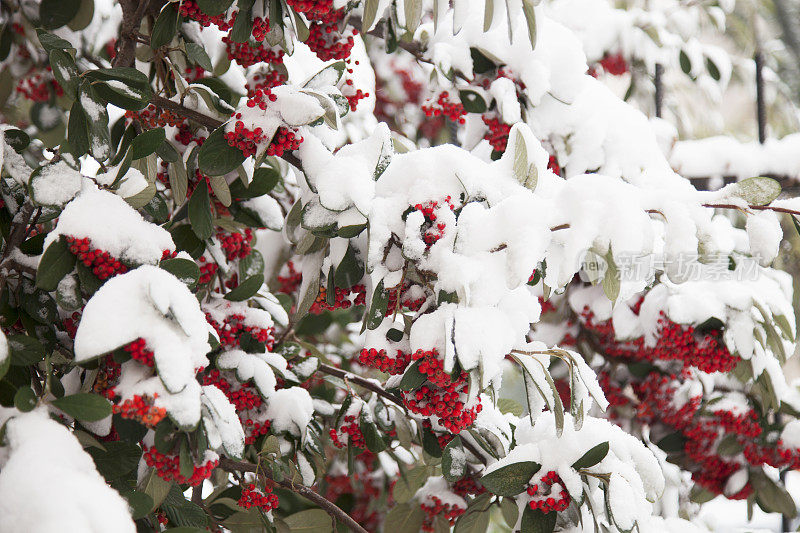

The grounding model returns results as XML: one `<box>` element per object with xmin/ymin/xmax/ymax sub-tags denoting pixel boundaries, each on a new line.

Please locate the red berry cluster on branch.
<box><xmin>111</xmin><ymin>394</ymin><xmax>166</xmax><ymax>427</ymax></box>
<box><xmin>403</xmin><ymin>371</ymin><xmax>482</xmax><ymax>434</ymax></box>
<box><xmin>413</xmin><ymin>197</ymin><xmax>454</xmax><ymax>248</ymax></box>
<box><xmin>125</xmin><ymin>105</ymin><xmax>184</xmax><ymax>129</ymax></box>
<box><xmin>482</xmin><ymin>116</ymin><xmax>511</xmax><ymax>152</ymax></box>
<box><xmin>422</xmin><ymin>92</ymin><xmax>466</xmax><ymax>124</ymax></box>
<box><xmin>224</xmin><ymin>37</ymin><xmax>284</xmax><ymax>68</ymax></box>
<box><xmin>179</xmin><ymin>0</ymin><xmax>232</xmax><ymax>30</ymax></box>
<box><xmin>598</xmin><ymin>52</ymin><xmax>629</xmax><ymax>76</ymax></box>
<box><xmin>238</xmin><ymin>483</ymin><xmax>279</xmax><ymax>511</ymax></box>
<box><xmin>420</xmin><ymin>496</ymin><xmax>465</xmax><ymax>532</ymax></box>
<box><xmin>65</xmin><ymin>236</ymin><xmax>130</xmax><ymax>280</ymax></box>
<box><xmin>310</xmin><ymin>285</ymin><xmax>367</xmax><ymax>314</ymax></box>
<box><xmin>16</xmin><ymin>70</ymin><xmax>62</xmax><ymax>102</ymax></box>
<box><xmin>143</xmin><ymin>446</ymin><xmax>219</xmax><ymax>486</ymax></box>
<box><xmin>205</xmin><ymin>312</ymin><xmax>275</xmax><ymax>350</ymax></box>
<box><xmin>329</xmin><ymin>414</ymin><xmax>366</xmax><ymax>448</ymax></box>
<box><xmin>359</xmin><ymin>347</ymin><xmax>411</xmax><ymax>375</ymax></box>
<box><xmin>526</xmin><ymin>471</ymin><xmax>571</xmax><ymax>513</ymax></box>
<box><xmin>217</xmin><ymin>229</ymin><xmax>254</xmax><ymax>261</ymax></box>
<box><xmin>582</xmin><ymin>308</ymin><xmax>737</xmax><ymax>373</ymax></box>
<box><xmin>198</xmin><ymin>256</ymin><xmax>219</xmax><ymax>285</ymax></box>
<box><xmin>203</xmin><ymin>370</ymin><xmax>263</xmax><ymax>411</ymax></box>
<box><xmin>122</xmin><ymin>337</ymin><xmax>155</xmax><ymax>367</ymax></box>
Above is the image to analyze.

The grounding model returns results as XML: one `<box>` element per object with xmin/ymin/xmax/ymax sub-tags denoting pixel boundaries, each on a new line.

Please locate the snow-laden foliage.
<box><xmin>0</xmin><ymin>0</ymin><xmax>799</xmax><ymax>532</ymax></box>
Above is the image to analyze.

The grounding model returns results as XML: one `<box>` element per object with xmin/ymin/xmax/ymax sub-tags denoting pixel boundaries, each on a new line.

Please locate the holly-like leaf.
<box><xmin>37</xmin><ymin>236</ymin><xmax>77</xmax><ymax>291</ymax></box>
<box><xmin>151</xmin><ymin>3</ymin><xmax>179</xmax><ymax>50</ymax></box>
<box><xmin>51</xmin><ymin>392</ymin><xmax>112</xmax><ymax>421</ymax></box>
<box><xmin>571</xmin><ymin>441</ymin><xmax>609</xmax><ymax>470</ymax></box>
<box><xmin>224</xmin><ymin>274</ymin><xmax>264</xmax><ymax>301</ymax></box>
<box><xmin>160</xmin><ymin>258</ymin><xmax>200</xmax><ymax>288</ymax></box>
<box><xmin>479</xmin><ymin>461</ymin><xmax>541</xmax><ymax>497</ymax></box>
<box><xmin>197</xmin><ymin>126</ymin><xmax>245</xmax><ymax>176</ymax></box>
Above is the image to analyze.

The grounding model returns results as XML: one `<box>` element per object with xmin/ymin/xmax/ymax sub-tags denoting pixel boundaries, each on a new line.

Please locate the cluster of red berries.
<box><xmin>412</xmin><ymin>348</ymin><xmax>453</xmax><ymax>387</ymax></box>
<box><xmin>142</xmin><ymin>446</ymin><xmax>219</xmax><ymax>486</ymax></box>
<box><xmin>403</xmin><ymin>373</ymin><xmax>482</xmax><ymax>434</ymax></box>
<box><xmin>92</xmin><ymin>356</ymin><xmax>121</xmax><ymax>397</ymax></box>
<box><xmin>243</xmin><ymin>418</ymin><xmax>271</xmax><ymax>445</ymax></box>
<box><xmin>305</xmin><ymin>15</ymin><xmax>357</xmax><ymax>61</ymax></box>
<box><xmin>310</xmin><ymin>285</ymin><xmax>367</xmax><ymax>314</ymax></box>
<box><xmin>203</xmin><ymin>371</ymin><xmax>263</xmax><ymax>411</ymax></box>
<box><xmin>65</xmin><ymin>236</ymin><xmax>130</xmax><ymax>280</ymax></box>
<box><xmin>63</xmin><ymin>311</ymin><xmax>82</xmax><ymax>339</ymax></box>
<box><xmin>345</xmin><ymin>88</ymin><xmax>369</xmax><ymax>111</ymax></box>
<box><xmin>452</xmin><ymin>476</ymin><xmax>486</xmax><ymax>497</ymax></box>
<box><xmin>324</xmin><ymin>459</ymin><xmax>382</xmax><ymax>531</ymax></box>
<box><xmin>422</xmin><ymin>92</ymin><xmax>467</xmax><ymax>124</ymax></box>
<box><xmin>420</xmin><ymin>496</ymin><xmax>465</xmax><ymax>532</ymax></box>
<box><xmin>197</xmin><ymin>256</ymin><xmax>219</xmax><ymax>285</ymax></box>
<box><xmin>276</xmin><ymin>261</ymin><xmax>303</xmax><ymax>294</ymax></box>
<box><xmin>359</xmin><ymin>347</ymin><xmax>411</xmax><ymax>375</ymax></box>
<box><xmin>111</xmin><ymin>394</ymin><xmax>166</xmax><ymax>427</ymax></box>
<box><xmin>413</xmin><ymin>197</ymin><xmax>454</xmax><ymax>247</ymax></box>
<box><xmin>205</xmin><ymin>312</ymin><xmax>275</xmax><ymax>350</ymax></box>
<box><xmin>482</xmin><ymin>116</ymin><xmax>512</xmax><ymax>152</ymax></box>
<box><xmin>122</xmin><ymin>337</ymin><xmax>155</xmax><ymax>367</ymax></box>
<box><xmin>16</xmin><ymin>70</ymin><xmax>63</xmax><ymax>102</ymax></box>
<box><xmin>217</xmin><ymin>229</ymin><xmax>254</xmax><ymax>260</ymax></box>
<box><xmin>125</xmin><ymin>105</ymin><xmax>184</xmax><ymax>129</ymax></box>
<box><xmin>547</xmin><ymin>154</ymin><xmax>561</xmax><ymax>176</ymax></box>
<box><xmin>224</xmin><ymin>37</ymin><xmax>284</xmax><ymax>68</ymax></box>
<box><xmin>329</xmin><ymin>414</ymin><xmax>366</xmax><ymax>448</ymax></box>
<box><xmin>526</xmin><ymin>471</ymin><xmax>571</xmax><ymax>513</ymax></box>
<box><xmin>178</xmin><ymin>0</ymin><xmax>232</xmax><ymax>30</ymax></box>
<box><xmin>238</xmin><ymin>483</ymin><xmax>279</xmax><ymax>511</ymax></box>
<box><xmin>251</xmin><ymin>16</ymin><xmax>271</xmax><ymax>41</ymax></box>
<box><xmin>582</xmin><ymin>307</ymin><xmax>737</xmax><ymax>374</ymax></box>
<box><xmin>248</xmin><ymin>69</ymin><xmax>288</xmax><ymax>94</ymax></box>
<box><xmin>286</xmin><ymin>0</ymin><xmax>335</xmax><ymax>20</ymax></box>
<box><xmin>385</xmin><ymin>282</ymin><xmax>426</xmax><ymax>315</ymax></box>
<box><xmin>598</xmin><ymin>52</ymin><xmax>629</xmax><ymax>76</ymax></box>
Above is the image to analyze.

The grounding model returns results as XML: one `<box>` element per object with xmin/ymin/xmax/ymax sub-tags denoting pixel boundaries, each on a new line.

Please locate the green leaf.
<box><xmin>229</xmin><ymin>167</ymin><xmax>280</xmax><ymax>198</ymax></box>
<box><xmin>197</xmin><ymin>126</ymin><xmax>245</xmax><ymax>176</ymax></box>
<box><xmin>283</xmin><ymin>509</ymin><xmax>332</xmax><ymax>532</ymax></box>
<box><xmin>131</xmin><ymin>128</ymin><xmax>166</xmax><ymax>160</ymax></box>
<box><xmin>398</xmin><ymin>360</ymin><xmax>427</xmax><ymax>391</ymax></box>
<box><xmin>196</xmin><ymin>0</ymin><xmax>235</xmax><ymax>16</ymax></box>
<box><xmin>51</xmin><ymin>393</ymin><xmax>112</xmax><ymax>421</ymax></box>
<box><xmin>497</xmin><ymin>398</ymin><xmax>524</xmax><ymax>417</ymax></box>
<box><xmin>87</xmin><ymin>441</ymin><xmax>142</xmax><ymax>480</ymax></box>
<box><xmin>679</xmin><ymin>50</ymin><xmax>692</xmax><ymax>75</ymax></box>
<box><xmin>122</xmin><ymin>490</ymin><xmax>154</xmax><ymax>520</ymax></box>
<box><xmin>8</xmin><ymin>334</ymin><xmax>46</xmax><ymax>366</ymax></box>
<box><xmin>405</xmin><ymin>0</ymin><xmax>423</xmax><ymax>32</ymax></box>
<box><xmin>49</xmin><ymin>49</ymin><xmax>79</xmax><ymax>98</ymax></box>
<box><xmin>732</xmin><ymin>176</ymin><xmax>781</xmax><ymax>206</ymax></box>
<box><xmin>40</xmin><ymin>0</ymin><xmax>81</xmax><ymax>29</ymax></box>
<box><xmin>521</xmin><ymin>0</ymin><xmax>537</xmax><ymax>48</ymax></box>
<box><xmin>453</xmin><ymin>506</ymin><xmax>490</xmax><ymax>533</ymax></box>
<box><xmin>520</xmin><ymin>505</ymin><xmax>556</xmax><ymax>533</ymax></box>
<box><xmin>185</xmin><ymin>42</ymin><xmax>213</xmax><ymax>71</ymax></box>
<box><xmin>37</xmin><ymin>236</ymin><xmax>77</xmax><ymax>291</ymax></box>
<box><xmin>500</xmin><ymin>497</ymin><xmax>519</xmax><ymax>528</ymax></box>
<box><xmin>383</xmin><ymin>502</ymin><xmax>425</xmax><ymax>533</ymax></box>
<box><xmin>479</xmin><ymin>461</ymin><xmax>541</xmax><ymax>497</ymax></box>
<box><xmin>188</xmin><ymin>185</ymin><xmax>214</xmax><ymax>241</ymax></box>
<box><xmin>224</xmin><ymin>274</ymin><xmax>264</xmax><ymax>301</ymax></box>
<box><xmin>751</xmin><ymin>471</ymin><xmax>797</xmax><ymax>517</ymax></box>
<box><xmin>571</xmin><ymin>441</ymin><xmax>609</xmax><ymax>469</ymax></box>
<box><xmin>360</xmin><ymin>412</ymin><xmax>386</xmax><ymax>453</ymax></box>
<box><xmin>93</xmin><ymin>81</ymin><xmax>150</xmax><ymax>111</ymax></box>
<box><xmin>442</xmin><ymin>436</ymin><xmax>466</xmax><ymax>482</ymax></box>
<box><xmin>36</xmin><ymin>29</ymin><xmax>75</xmax><ymax>52</ymax></box>
<box><xmin>179</xmin><ymin>439</ymin><xmax>194</xmax><ymax>478</ymax></box>
<box><xmin>67</xmin><ymin>0</ymin><xmax>95</xmax><ymax>31</ymax></box>
<box><xmin>151</xmin><ymin>3</ymin><xmax>179</xmax><ymax>50</ymax></box>
<box><xmin>78</xmin><ymin>83</ymin><xmax>111</xmax><ymax>161</ymax></box>
<box><xmin>171</xmin><ymin>225</ymin><xmax>206</xmax><ymax>258</ymax></box>
<box><xmin>160</xmin><ymin>258</ymin><xmax>200</xmax><ymax>288</ymax></box>
<box><xmin>229</xmin><ymin>0</ymin><xmax>256</xmax><ymax>43</ymax></box>
<box><xmin>706</xmin><ymin>57</ymin><xmax>721</xmax><ymax>81</ymax></box>
<box><xmin>14</xmin><ymin>387</ymin><xmax>37</xmax><ymax>412</ymax></box>
<box><xmin>459</xmin><ymin>90</ymin><xmax>486</xmax><ymax>113</ymax></box>
<box><xmin>4</xmin><ymin>129</ymin><xmax>30</xmax><ymax>153</ymax></box>
<box><xmin>68</xmin><ymin>100</ymin><xmax>90</xmax><ymax>157</ymax></box>
<box><xmin>337</xmin><ymin>223</ymin><xmax>367</xmax><ymax>238</ymax></box>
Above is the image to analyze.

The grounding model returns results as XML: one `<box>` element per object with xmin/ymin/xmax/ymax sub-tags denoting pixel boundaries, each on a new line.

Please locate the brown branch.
<box><xmin>318</xmin><ymin>363</ymin><xmax>406</xmax><ymax>409</ymax></box>
<box><xmin>114</xmin><ymin>0</ymin><xmax>152</xmax><ymax>68</ymax></box>
<box><xmin>702</xmin><ymin>203</ymin><xmax>800</xmax><ymax>216</ymax></box>
<box><xmin>218</xmin><ymin>457</ymin><xmax>369</xmax><ymax>533</ymax></box>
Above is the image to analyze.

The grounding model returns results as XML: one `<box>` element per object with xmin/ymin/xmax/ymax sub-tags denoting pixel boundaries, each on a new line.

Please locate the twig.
<box><xmin>317</xmin><ymin>363</ymin><xmax>405</xmax><ymax>409</ymax></box>
<box><xmin>218</xmin><ymin>457</ymin><xmax>369</xmax><ymax>533</ymax></box>
<box><xmin>702</xmin><ymin>203</ymin><xmax>800</xmax><ymax>216</ymax></box>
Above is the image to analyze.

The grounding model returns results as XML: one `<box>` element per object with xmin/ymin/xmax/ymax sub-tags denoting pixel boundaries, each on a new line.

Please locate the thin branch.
<box><xmin>218</xmin><ymin>457</ymin><xmax>369</xmax><ymax>533</ymax></box>
<box><xmin>702</xmin><ymin>203</ymin><xmax>800</xmax><ymax>216</ymax></box>
<box><xmin>317</xmin><ymin>363</ymin><xmax>405</xmax><ymax>409</ymax></box>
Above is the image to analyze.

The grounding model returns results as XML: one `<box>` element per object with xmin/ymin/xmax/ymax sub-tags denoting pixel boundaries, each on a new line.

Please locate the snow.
<box><xmin>94</xmin><ymin>165</ymin><xmax>148</xmax><ymax>198</ymax></box>
<box><xmin>745</xmin><ymin>210</ymin><xmax>782</xmax><ymax>266</ymax></box>
<box><xmin>43</xmin><ymin>186</ymin><xmax>175</xmax><ymax>266</ymax></box>
<box><xmin>0</xmin><ymin>409</ymin><xmax>135</xmax><ymax>533</ymax></box>
<box><xmin>263</xmin><ymin>387</ymin><xmax>314</xmax><ymax>439</ymax></box>
<box><xmin>75</xmin><ymin>265</ymin><xmax>212</xmax><ymax>396</ymax></box>
<box><xmin>216</xmin><ymin>349</ymin><xmax>278</xmax><ymax>398</ymax></box>
<box><xmin>241</xmin><ymin>195</ymin><xmax>284</xmax><ymax>231</ymax></box>
<box><xmin>31</xmin><ymin>161</ymin><xmax>83</xmax><ymax>206</ymax></box>
<box><xmin>200</xmin><ymin>385</ymin><xmax>245</xmax><ymax>459</ymax></box>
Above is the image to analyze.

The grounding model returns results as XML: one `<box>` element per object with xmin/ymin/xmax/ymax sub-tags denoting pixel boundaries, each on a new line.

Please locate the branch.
<box><xmin>317</xmin><ymin>363</ymin><xmax>406</xmax><ymax>409</ymax></box>
<box><xmin>114</xmin><ymin>0</ymin><xmax>152</xmax><ymax>68</ymax></box>
<box><xmin>702</xmin><ymin>203</ymin><xmax>800</xmax><ymax>216</ymax></box>
<box><xmin>218</xmin><ymin>457</ymin><xmax>369</xmax><ymax>533</ymax></box>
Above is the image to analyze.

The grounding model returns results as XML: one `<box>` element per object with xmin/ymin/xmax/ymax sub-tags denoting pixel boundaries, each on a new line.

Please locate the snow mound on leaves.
<box><xmin>44</xmin><ymin>186</ymin><xmax>174</xmax><ymax>265</ymax></box>
<box><xmin>75</xmin><ymin>265</ymin><xmax>211</xmax><ymax>394</ymax></box>
<box><xmin>0</xmin><ymin>408</ymin><xmax>135</xmax><ymax>533</ymax></box>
